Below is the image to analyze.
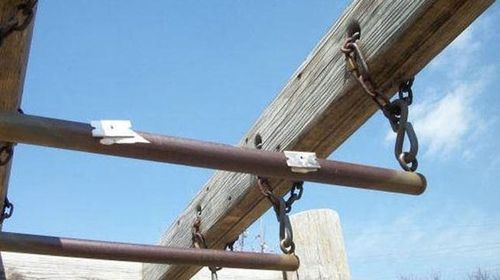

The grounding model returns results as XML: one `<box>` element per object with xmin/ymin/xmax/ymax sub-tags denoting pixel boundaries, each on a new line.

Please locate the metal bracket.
<box><xmin>90</xmin><ymin>120</ymin><xmax>150</xmax><ymax>145</ymax></box>
<box><xmin>283</xmin><ymin>151</ymin><xmax>320</xmax><ymax>173</ymax></box>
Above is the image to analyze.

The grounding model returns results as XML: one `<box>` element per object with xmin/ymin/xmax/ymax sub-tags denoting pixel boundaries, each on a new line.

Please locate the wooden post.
<box><xmin>286</xmin><ymin>209</ymin><xmax>350</xmax><ymax>280</ymax></box>
<box><xmin>144</xmin><ymin>0</ymin><xmax>494</xmax><ymax>279</ymax></box>
<box><xmin>0</xmin><ymin>0</ymin><xmax>37</xmax><ymax>228</ymax></box>
<box><xmin>0</xmin><ymin>1</ymin><xmax>36</xmax><ymax>277</ymax></box>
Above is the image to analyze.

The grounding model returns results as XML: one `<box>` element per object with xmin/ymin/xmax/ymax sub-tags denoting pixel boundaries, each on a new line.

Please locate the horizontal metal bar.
<box><xmin>0</xmin><ymin>231</ymin><xmax>299</xmax><ymax>270</ymax></box>
<box><xmin>0</xmin><ymin>112</ymin><xmax>426</xmax><ymax>195</ymax></box>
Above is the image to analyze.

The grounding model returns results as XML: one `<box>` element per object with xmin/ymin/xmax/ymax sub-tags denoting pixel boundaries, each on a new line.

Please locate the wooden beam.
<box><xmin>144</xmin><ymin>0</ymin><xmax>493</xmax><ymax>279</ymax></box>
<box><xmin>0</xmin><ymin>0</ymin><xmax>36</xmax><ymax>227</ymax></box>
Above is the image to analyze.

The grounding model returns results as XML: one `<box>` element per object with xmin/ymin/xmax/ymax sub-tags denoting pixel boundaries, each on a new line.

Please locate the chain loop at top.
<box><xmin>192</xmin><ymin>217</ymin><xmax>222</xmax><ymax>279</ymax></box>
<box><xmin>0</xmin><ymin>144</ymin><xmax>14</xmax><ymax>166</ymax></box>
<box><xmin>193</xmin><ymin>216</ymin><xmax>238</xmax><ymax>279</ymax></box>
<box><xmin>341</xmin><ymin>20</ymin><xmax>419</xmax><ymax>172</ymax></box>
<box><xmin>0</xmin><ymin>0</ymin><xmax>37</xmax><ymax>47</ymax></box>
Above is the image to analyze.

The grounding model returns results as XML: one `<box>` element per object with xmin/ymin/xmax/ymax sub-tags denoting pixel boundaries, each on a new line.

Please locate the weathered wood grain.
<box><xmin>285</xmin><ymin>209</ymin><xmax>350</xmax><ymax>280</ymax></box>
<box><xmin>0</xmin><ymin>2</ymin><xmax>36</xmax><ymax>278</ymax></box>
<box><xmin>0</xmin><ymin>252</ymin><xmax>142</xmax><ymax>280</ymax></box>
<box><xmin>0</xmin><ymin>0</ymin><xmax>36</xmax><ymax>227</ymax></box>
<box><xmin>144</xmin><ymin>0</ymin><xmax>494</xmax><ymax>279</ymax></box>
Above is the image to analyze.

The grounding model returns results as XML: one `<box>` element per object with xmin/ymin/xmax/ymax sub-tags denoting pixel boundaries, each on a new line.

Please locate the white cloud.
<box><xmin>345</xmin><ymin>207</ymin><xmax>500</xmax><ymax>279</ymax></box>
<box><xmin>412</xmin><ymin>75</ymin><xmax>491</xmax><ymax>159</ymax></box>
<box><xmin>428</xmin><ymin>26</ymin><xmax>482</xmax><ymax>80</ymax></box>
<box><xmin>386</xmin><ymin>19</ymin><xmax>496</xmax><ymax>160</ymax></box>
<box><xmin>360</xmin><ymin>13</ymin><xmax>500</xmax><ymax>280</ymax></box>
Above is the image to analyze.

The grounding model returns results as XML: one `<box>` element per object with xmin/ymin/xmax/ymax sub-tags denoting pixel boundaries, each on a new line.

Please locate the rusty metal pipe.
<box><xmin>0</xmin><ymin>113</ymin><xmax>426</xmax><ymax>194</ymax></box>
<box><xmin>0</xmin><ymin>231</ymin><xmax>299</xmax><ymax>270</ymax></box>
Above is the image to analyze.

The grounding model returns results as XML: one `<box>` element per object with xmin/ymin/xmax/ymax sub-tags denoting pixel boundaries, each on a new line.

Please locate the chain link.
<box><xmin>254</xmin><ymin>135</ymin><xmax>300</xmax><ymax>254</ymax></box>
<box><xmin>341</xmin><ymin>20</ymin><xmax>419</xmax><ymax>172</ymax></box>
<box><xmin>224</xmin><ymin>238</ymin><xmax>237</xmax><ymax>252</ymax></box>
<box><xmin>285</xmin><ymin>181</ymin><xmax>303</xmax><ymax>214</ymax></box>
<box><xmin>0</xmin><ymin>144</ymin><xmax>14</xmax><ymax>166</ymax></box>
<box><xmin>399</xmin><ymin>78</ymin><xmax>414</xmax><ymax>105</ymax></box>
<box><xmin>0</xmin><ymin>197</ymin><xmax>14</xmax><ymax>224</ymax></box>
<box><xmin>0</xmin><ymin>0</ymin><xmax>38</xmax><ymax>47</ymax></box>
<box><xmin>192</xmin><ymin>217</ymin><xmax>237</xmax><ymax>279</ymax></box>
<box><xmin>257</xmin><ymin>177</ymin><xmax>295</xmax><ymax>254</ymax></box>
<box><xmin>192</xmin><ymin>217</ymin><xmax>221</xmax><ymax>279</ymax></box>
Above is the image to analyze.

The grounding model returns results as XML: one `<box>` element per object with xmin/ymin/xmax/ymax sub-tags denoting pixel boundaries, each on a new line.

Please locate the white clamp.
<box><xmin>90</xmin><ymin>120</ymin><xmax>150</xmax><ymax>145</ymax></box>
<box><xmin>284</xmin><ymin>151</ymin><xmax>321</xmax><ymax>173</ymax></box>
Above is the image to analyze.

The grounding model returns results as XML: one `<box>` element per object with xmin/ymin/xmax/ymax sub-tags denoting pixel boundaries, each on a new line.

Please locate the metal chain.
<box><xmin>0</xmin><ymin>144</ymin><xmax>14</xmax><ymax>166</ymax></box>
<box><xmin>0</xmin><ymin>197</ymin><xmax>14</xmax><ymax>223</ymax></box>
<box><xmin>0</xmin><ymin>0</ymin><xmax>38</xmax><ymax>47</ymax></box>
<box><xmin>253</xmin><ymin>134</ymin><xmax>299</xmax><ymax>254</ymax></box>
<box><xmin>257</xmin><ymin>177</ymin><xmax>295</xmax><ymax>254</ymax></box>
<box><xmin>224</xmin><ymin>238</ymin><xmax>237</xmax><ymax>252</ymax></box>
<box><xmin>192</xmin><ymin>217</ymin><xmax>237</xmax><ymax>280</ymax></box>
<box><xmin>192</xmin><ymin>217</ymin><xmax>220</xmax><ymax>280</ymax></box>
<box><xmin>285</xmin><ymin>181</ymin><xmax>303</xmax><ymax>214</ymax></box>
<box><xmin>341</xmin><ymin>20</ymin><xmax>419</xmax><ymax>172</ymax></box>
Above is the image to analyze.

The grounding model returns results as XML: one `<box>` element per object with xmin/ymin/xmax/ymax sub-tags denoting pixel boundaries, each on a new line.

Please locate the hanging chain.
<box><xmin>257</xmin><ymin>177</ymin><xmax>296</xmax><ymax>254</ymax></box>
<box><xmin>192</xmin><ymin>217</ymin><xmax>237</xmax><ymax>280</ymax></box>
<box><xmin>285</xmin><ymin>181</ymin><xmax>303</xmax><ymax>214</ymax></box>
<box><xmin>253</xmin><ymin>134</ymin><xmax>301</xmax><ymax>254</ymax></box>
<box><xmin>0</xmin><ymin>0</ymin><xmax>38</xmax><ymax>47</ymax></box>
<box><xmin>192</xmin><ymin>217</ymin><xmax>220</xmax><ymax>280</ymax></box>
<box><xmin>341</xmin><ymin>20</ymin><xmax>419</xmax><ymax>172</ymax></box>
<box><xmin>224</xmin><ymin>238</ymin><xmax>237</xmax><ymax>252</ymax></box>
<box><xmin>0</xmin><ymin>197</ymin><xmax>14</xmax><ymax>223</ymax></box>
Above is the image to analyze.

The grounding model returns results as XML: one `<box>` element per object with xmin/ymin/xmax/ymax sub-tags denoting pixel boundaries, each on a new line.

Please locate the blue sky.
<box><xmin>4</xmin><ymin>1</ymin><xmax>499</xmax><ymax>279</ymax></box>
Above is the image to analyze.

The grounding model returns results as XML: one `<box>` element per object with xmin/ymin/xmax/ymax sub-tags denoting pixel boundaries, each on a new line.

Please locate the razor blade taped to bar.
<box><xmin>284</xmin><ymin>151</ymin><xmax>321</xmax><ymax>173</ymax></box>
<box><xmin>91</xmin><ymin>120</ymin><xmax>150</xmax><ymax>145</ymax></box>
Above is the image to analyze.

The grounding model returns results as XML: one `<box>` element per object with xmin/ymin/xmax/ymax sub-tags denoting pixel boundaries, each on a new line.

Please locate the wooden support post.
<box><xmin>143</xmin><ymin>1</ymin><xmax>494</xmax><ymax>279</ymax></box>
<box><xmin>285</xmin><ymin>209</ymin><xmax>350</xmax><ymax>280</ymax></box>
<box><xmin>0</xmin><ymin>0</ymin><xmax>36</xmax><ymax>228</ymax></box>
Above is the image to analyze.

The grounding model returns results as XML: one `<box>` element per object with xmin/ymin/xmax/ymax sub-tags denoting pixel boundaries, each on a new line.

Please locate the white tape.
<box><xmin>284</xmin><ymin>151</ymin><xmax>321</xmax><ymax>173</ymax></box>
<box><xmin>90</xmin><ymin>120</ymin><xmax>150</xmax><ymax>145</ymax></box>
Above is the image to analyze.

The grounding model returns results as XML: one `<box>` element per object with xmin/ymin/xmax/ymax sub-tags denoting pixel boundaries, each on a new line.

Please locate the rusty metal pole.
<box><xmin>0</xmin><ymin>231</ymin><xmax>299</xmax><ymax>271</ymax></box>
<box><xmin>0</xmin><ymin>112</ymin><xmax>426</xmax><ymax>195</ymax></box>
